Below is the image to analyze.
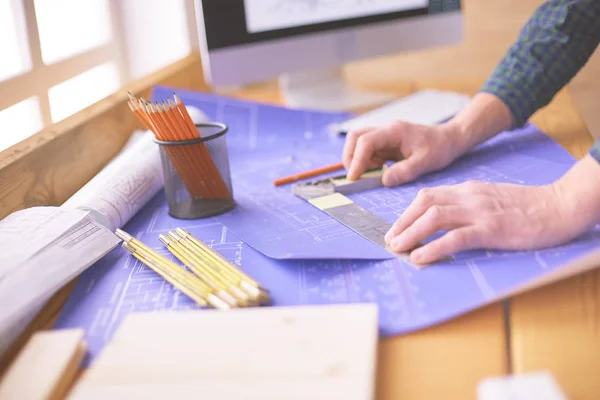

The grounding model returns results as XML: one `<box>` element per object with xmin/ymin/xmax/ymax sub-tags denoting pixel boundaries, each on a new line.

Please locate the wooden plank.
<box><xmin>68</xmin><ymin>305</ymin><xmax>378</xmax><ymax>400</ymax></box>
<box><xmin>0</xmin><ymin>53</ymin><xmax>207</xmax><ymax>220</ymax></box>
<box><xmin>0</xmin><ymin>329</ymin><xmax>86</xmax><ymax>400</ymax></box>
<box><xmin>511</xmin><ymin>90</ymin><xmax>600</xmax><ymax>400</ymax></box>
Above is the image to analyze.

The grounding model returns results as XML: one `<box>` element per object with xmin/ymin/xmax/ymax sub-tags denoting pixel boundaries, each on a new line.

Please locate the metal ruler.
<box><xmin>292</xmin><ymin>166</ymin><xmax>397</xmax><ymax>254</ymax></box>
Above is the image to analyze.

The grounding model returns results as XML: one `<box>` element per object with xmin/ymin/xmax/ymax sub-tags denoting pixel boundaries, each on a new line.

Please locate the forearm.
<box><xmin>443</xmin><ymin>92</ymin><xmax>513</xmax><ymax>156</ymax></box>
<box><xmin>554</xmin><ymin>152</ymin><xmax>600</xmax><ymax>232</ymax></box>
<box><xmin>480</xmin><ymin>0</ymin><xmax>600</xmax><ymax>129</ymax></box>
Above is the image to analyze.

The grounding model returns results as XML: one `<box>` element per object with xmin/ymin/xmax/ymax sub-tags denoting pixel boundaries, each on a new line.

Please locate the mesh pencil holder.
<box><xmin>154</xmin><ymin>122</ymin><xmax>235</xmax><ymax>219</ymax></box>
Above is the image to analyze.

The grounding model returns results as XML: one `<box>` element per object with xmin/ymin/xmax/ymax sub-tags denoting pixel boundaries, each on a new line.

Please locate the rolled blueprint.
<box><xmin>61</xmin><ymin>131</ymin><xmax>163</xmax><ymax>231</ymax></box>
<box><xmin>62</xmin><ymin>105</ymin><xmax>208</xmax><ymax>231</ymax></box>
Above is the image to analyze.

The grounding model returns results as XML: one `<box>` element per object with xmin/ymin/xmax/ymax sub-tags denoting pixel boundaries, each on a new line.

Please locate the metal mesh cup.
<box><xmin>154</xmin><ymin>122</ymin><xmax>235</xmax><ymax>219</ymax></box>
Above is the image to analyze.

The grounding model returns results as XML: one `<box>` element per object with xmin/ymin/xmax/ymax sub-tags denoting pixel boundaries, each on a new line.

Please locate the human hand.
<box><xmin>384</xmin><ymin>180</ymin><xmax>591</xmax><ymax>265</ymax></box>
<box><xmin>342</xmin><ymin>121</ymin><xmax>467</xmax><ymax>187</ymax></box>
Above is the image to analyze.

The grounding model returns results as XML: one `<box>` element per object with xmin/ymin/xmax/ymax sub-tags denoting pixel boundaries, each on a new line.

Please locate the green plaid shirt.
<box><xmin>480</xmin><ymin>0</ymin><xmax>600</xmax><ymax>160</ymax></box>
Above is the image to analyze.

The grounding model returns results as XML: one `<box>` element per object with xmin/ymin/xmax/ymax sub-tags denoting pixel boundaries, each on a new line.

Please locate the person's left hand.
<box><xmin>384</xmin><ymin>180</ymin><xmax>587</xmax><ymax>265</ymax></box>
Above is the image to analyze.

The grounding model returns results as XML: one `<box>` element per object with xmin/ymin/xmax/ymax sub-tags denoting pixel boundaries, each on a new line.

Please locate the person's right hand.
<box><xmin>342</xmin><ymin>121</ymin><xmax>468</xmax><ymax>187</ymax></box>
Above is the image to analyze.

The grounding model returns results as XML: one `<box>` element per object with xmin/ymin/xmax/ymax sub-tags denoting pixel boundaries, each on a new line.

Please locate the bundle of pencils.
<box><xmin>127</xmin><ymin>92</ymin><xmax>231</xmax><ymax>200</ymax></box>
<box><xmin>115</xmin><ymin>228</ymin><xmax>270</xmax><ymax>309</ymax></box>
<box><xmin>116</xmin><ymin>229</ymin><xmax>231</xmax><ymax>310</ymax></box>
<box><xmin>163</xmin><ymin>228</ymin><xmax>270</xmax><ymax>306</ymax></box>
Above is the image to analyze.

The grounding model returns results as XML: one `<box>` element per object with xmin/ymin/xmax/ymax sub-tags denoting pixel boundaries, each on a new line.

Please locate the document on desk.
<box><xmin>0</xmin><ymin>207</ymin><xmax>87</xmax><ymax>279</ymax></box>
<box><xmin>0</xmin><ymin>209</ymin><xmax>120</xmax><ymax>357</ymax></box>
<box><xmin>53</xmin><ymin>88</ymin><xmax>600</xmax><ymax>366</ymax></box>
<box><xmin>0</xmin><ymin>130</ymin><xmax>165</xmax><ymax>357</ymax></box>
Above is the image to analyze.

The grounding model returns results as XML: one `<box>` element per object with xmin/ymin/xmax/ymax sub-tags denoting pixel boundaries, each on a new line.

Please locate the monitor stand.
<box><xmin>279</xmin><ymin>68</ymin><xmax>397</xmax><ymax>111</ymax></box>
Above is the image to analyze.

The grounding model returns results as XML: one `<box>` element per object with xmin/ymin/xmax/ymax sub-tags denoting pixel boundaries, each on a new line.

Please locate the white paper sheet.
<box><xmin>0</xmin><ymin>207</ymin><xmax>88</xmax><ymax>283</ymax></box>
<box><xmin>0</xmin><ymin>215</ymin><xmax>120</xmax><ymax>356</ymax></box>
<box><xmin>0</xmin><ymin>130</ymin><xmax>166</xmax><ymax>357</ymax></box>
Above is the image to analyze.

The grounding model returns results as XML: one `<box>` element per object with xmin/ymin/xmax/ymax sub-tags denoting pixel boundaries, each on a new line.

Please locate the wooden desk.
<box><xmin>1</xmin><ymin>55</ymin><xmax>599</xmax><ymax>400</ymax></box>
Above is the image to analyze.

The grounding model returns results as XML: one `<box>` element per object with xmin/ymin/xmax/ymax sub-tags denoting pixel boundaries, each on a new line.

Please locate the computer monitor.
<box><xmin>194</xmin><ymin>1</ymin><xmax>463</xmax><ymax>110</ymax></box>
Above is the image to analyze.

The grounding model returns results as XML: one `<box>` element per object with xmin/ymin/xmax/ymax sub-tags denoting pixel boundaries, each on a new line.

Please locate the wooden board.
<box><xmin>0</xmin><ymin>329</ymin><xmax>86</xmax><ymax>400</ymax></box>
<box><xmin>68</xmin><ymin>305</ymin><xmax>378</xmax><ymax>400</ymax></box>
<box><xmin>510</xmin><ymin>88</ymin><xmax>600</xmax><ymax>400</ymax></box>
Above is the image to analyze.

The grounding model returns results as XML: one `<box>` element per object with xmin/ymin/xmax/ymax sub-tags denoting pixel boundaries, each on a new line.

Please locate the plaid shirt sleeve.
<box><xmin>480</xmin><ymin>1</ymin><xmax>600</xmax><ymax>155</ymax></box>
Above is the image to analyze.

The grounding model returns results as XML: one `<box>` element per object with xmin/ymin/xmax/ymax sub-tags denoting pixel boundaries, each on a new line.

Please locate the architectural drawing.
<box><xmin>54</xmin><ymin>88</ymin><xmax>600</xmax><ymax>365</ymax></box>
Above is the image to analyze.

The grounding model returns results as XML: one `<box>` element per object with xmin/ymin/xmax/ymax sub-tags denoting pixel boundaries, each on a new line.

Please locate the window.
<box><xmin>34</xmin><ymin>0</ymin><xmax>113</xmax><ymax>64</ymax></box>
<box><xmin>0</xmin><ymin>1</ymin><xmax>31</xmax><ymax>81</ymax></box>
<box><xmin>0</xmin><ymin>98</ymin><xmax>43</xmax><ymax>151</ymax></box>
<box><xmin>0</xmin><ymin>0</ymin><xmax>198</xmax><ymax>152</ymax></box>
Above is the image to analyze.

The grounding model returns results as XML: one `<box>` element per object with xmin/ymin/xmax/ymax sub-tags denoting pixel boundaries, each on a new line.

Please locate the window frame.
<box><xmin>0</xmin><ymin>0</ymin><xmax>127</xmax><ymax>125</ymax></box>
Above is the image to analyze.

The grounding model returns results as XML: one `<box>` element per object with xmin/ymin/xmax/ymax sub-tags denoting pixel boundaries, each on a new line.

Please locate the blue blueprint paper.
<box><xmin>54</xmin><ymin>88</ymin><xmax>600</xmax><ymax>366</ymax></box>
<box><xmin>152</xmin><ymin>86</ymin><xmax>592</xmax><ymax>260</ymax></box>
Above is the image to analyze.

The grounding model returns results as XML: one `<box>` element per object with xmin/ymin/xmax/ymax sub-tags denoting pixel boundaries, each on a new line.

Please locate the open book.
<box><xmin>0</xmin><ymin>130</ymin><xmax>165</xmax><ymax>357</ymax></box>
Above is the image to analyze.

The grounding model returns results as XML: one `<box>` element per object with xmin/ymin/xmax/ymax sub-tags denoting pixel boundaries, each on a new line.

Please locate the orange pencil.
<box><xmin>273</xmin><ymin>162</ymin><xmax>345</xmax><ymax>186</ymax></box>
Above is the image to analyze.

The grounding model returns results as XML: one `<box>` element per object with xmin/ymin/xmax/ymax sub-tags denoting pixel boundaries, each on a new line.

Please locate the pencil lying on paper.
<box><xmin>273</xmin><ymin>162</ymin><xmax>345</xmax><ymax>186</ymax></box>
<box><xmin>115</xmin><ymin>229</ymin><xmax>231</xmax><ymax>310</ymax></box>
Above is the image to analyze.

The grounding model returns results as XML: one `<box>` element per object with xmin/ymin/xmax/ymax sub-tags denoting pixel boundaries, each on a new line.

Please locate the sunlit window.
<box><xmin>34</xmin><ymin>0</ymin><xmax>112</xmax><ymax>64</ymax></box>
<box><xmin>0</xmin><ymin>0</ymin><xmax>193</xmax><ymax>151</ymax></box>
<box><xmin>48</xmin><ymin>62</ymin><xmax>119</xmax><ymax>123</ymax></box>
<box><xmin>0</xmin><ymin>98</ymin><xmax>43</xmax><ymax>151</ymax></box>
<box><xmin>0</xmin><ymin>0</ymin><xmax>30</xmax><ymax>80</ymax></box>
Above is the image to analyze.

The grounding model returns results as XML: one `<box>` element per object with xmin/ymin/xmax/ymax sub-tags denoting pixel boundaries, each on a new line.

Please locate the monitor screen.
<box><xmin>201</xmin><ymin>0</ymin><xmax>461</xmax><ymax>50</ymax></box>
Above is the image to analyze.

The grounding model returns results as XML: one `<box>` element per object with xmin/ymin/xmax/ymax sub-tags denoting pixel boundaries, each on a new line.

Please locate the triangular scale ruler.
<box><xmin>292</xmin><ymin>166</ymin><xmax>411</xmax><ymax>259</ymax></box>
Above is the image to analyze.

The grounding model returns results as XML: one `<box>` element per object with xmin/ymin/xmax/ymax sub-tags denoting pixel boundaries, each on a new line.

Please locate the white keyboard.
<box><xmin>329</xmin><ymin>89</ymin><xmax>470</xmax><ymax>134</ymax></box>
